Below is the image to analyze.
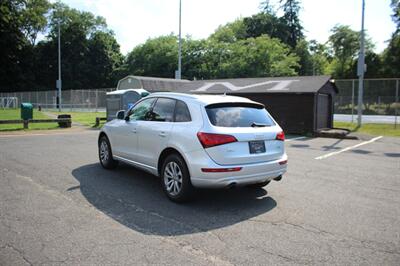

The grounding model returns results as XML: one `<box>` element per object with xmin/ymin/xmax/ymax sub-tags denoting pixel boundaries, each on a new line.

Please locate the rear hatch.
<box><xmin>201</xmin><ymin>102</ymin><xmax>284</xmax><ymax>165</ymax></box>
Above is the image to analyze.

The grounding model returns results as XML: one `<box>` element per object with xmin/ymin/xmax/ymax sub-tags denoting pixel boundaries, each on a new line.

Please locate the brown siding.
<box><xmin>230</xmin><ymin>93</ymin><xmax>315</xmax><ymax>134</ymax></box>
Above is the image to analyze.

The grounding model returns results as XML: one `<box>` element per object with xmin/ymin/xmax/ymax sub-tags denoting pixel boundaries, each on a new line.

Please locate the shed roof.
<box><xmin>107</xmin><ymin>88</ymin><xmax>149</xmax><ymax>96</ymax></box>
<box><xmin>174</xmin><ymin>75</ymin><xmax>337</xmax><ymax>94</ymax></box>
<box><xmin>116</xmin><ymin>75</ymin><xmax>337</xmax><ymax>94</ymax></box>
<box><xmin>117</xmin><ymin>75</ymin><xmax>190</xmax><ymax>92</ymax></box>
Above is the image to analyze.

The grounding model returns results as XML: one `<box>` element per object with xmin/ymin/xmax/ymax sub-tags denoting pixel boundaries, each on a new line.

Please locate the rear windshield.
<box><xmin>205</xmin><ymin>103</ymin><xmax>275</xmax><ymax>127</ymax></box>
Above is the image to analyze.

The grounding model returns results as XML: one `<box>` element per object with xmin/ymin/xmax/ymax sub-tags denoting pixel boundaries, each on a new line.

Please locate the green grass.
<box><xmin>334</xmin><ymin>121</ymin><xmax>400</xmax><ymax>137</ymax></box>
<box><xmin>0</xmin><ymin>109</ymin><xmax>106</xmax><ymax>131</ymax></box>
<box><xmin>49</xmin><ymin>111</ymin><xmax>106</xmax><ymax>127</ymax></box>
<box><xmin>335</xmin><ymin>102</ymin><xmax>399</xmax><ymax>116</ymax></box>
<box><xmin>0</xmin><ymin>108</ymin><xmax>59</xmax><ymax>131</ymax></box>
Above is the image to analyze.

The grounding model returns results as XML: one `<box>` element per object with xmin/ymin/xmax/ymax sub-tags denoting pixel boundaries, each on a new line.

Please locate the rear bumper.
<box><xmin>185</xmin><ymin>149</ymin><xmax>287</xmax><ymax>188</ymax></box>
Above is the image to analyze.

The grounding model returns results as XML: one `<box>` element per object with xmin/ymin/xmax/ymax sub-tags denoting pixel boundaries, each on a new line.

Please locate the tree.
<box><xmin>32</xmin><ymin>2</ymin><xmax>121</xmax><ymax>90</ymax></box>
<box><xmin>381</xmin><ymin>0</ymin><xmax>400</xmax><ymax>77</ymax></box>
<box><xmin>243</xmin><ymin>12</ymin><xmax>290</xmax><ymax>45</ymax></box>
<box><xmin>126</xmin><ymin>35</ymin><xmax>178</xmax><ymax>78</ymax></box>
<box><xmin>328</xmin><ymin>25</ymin><xmax>358</xmax><ymax>78</ymax></box>
<box><xmin>182</xmin><ymin>38</ymin><xmax>211</xmax><ymax>79</ymax></box>
<box><xmin>219</xmin><ymin>35</ymin><xmax>299</xmax><ymax>78</ymax></box>
<box><xmin>362</xmin><ymin>52</ymin><xmax>383</xmax><ymax>78</ymax></box>
<box><xmin>249</xmin><ymin>1</ymin><xmax>304</xmax><ymax>48</ymax></box>
<box><xmin>309</xmin><ymin>40</ymin><xmax>329</xmax><ymax>76</ymax></box>
<box><xmin>279</xmin><ymin>0</ymin><xmax>303</xmax><ymax>48</ymax></box>
<box><xmin>391</xmin><ymin>0</ymin><xmax>400</xmax><ymax>32</ymax></box>
<box><xmin>21</xmin><ymin>0</ymin><xmax>51</xmax><ymax>45</ymax></box>
<box><xmin>48</xmin><ymin>2</ymin><xmax>107</xmax><ymax>40</ymax></box>
<box><xmin>0</xmin><ymin>0</ymin><xmax>30</xmax><ymax>91</ymax></box>
<box><xmin>328</xmin><ymin>25</ymin><xmax>374</xmax><ymax>78</ymax></box>
<box><xmin>0</xmin><ymin>0</ymin><xmax>133</xmax><ymax>91</ymax></box>
<box><xmin>197</xmin><ymin>39</ymin><xmax>234</xmax><ymax>79</ymax></box>
<box><xmin>125</xmin><ymin>32</ymin><xmax>299</xmax><ymax>80</ymax></box>
<box><xmin>382</xmin><ymin>35</ymin><xmax>400</xmax><ymax>78</ymax></box>
<box><xmin>87</xmin><ymin>31</ymin><xmax>124</xmax><ymax>88</ymax></box>
<box><xmin>210</xmin><ymin>19</ymin><xmax>246</xmax><ymax>43</ymax></box>
<box><xmin>293</xmin><ymin>39</ymin><xmax>313</xmax><ymax>75</ymax></box>
<box><xmin>260</xmin><ymin>0</ymin><xmax>276</xmax><ymax>14</ymax></box>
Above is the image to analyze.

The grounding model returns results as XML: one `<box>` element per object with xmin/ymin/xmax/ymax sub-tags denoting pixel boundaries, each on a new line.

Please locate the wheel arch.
<box><xmin>157</xmin><ymin>147</ymin><xmax>190</xmax><ymax>177</ymax></box>
<box><xmin>98</xmin><ymin>131</ymin><xmax>109</xmax><ymax>145</ymax></box>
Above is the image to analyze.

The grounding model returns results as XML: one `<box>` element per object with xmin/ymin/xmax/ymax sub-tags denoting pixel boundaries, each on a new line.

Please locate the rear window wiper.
<box><xmin>251</xmin><ymin>122</ymin><xmax>269</xmax><ymax>127</ymax></box>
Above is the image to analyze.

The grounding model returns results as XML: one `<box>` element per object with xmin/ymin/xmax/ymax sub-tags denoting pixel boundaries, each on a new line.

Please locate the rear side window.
<box><xmin>151</xmin><ymin>98</ymin><xmax>176</xmax><ymax>122</ymax></box>
<box><xmin>206</xmin><ymin>103</ymin><xmax>275</xmax><ymax>127</ymax></box>
<box><xmin>174</xmin><ymin>100</ymin><xmax>191</xmax><ymax>122</ymax></box>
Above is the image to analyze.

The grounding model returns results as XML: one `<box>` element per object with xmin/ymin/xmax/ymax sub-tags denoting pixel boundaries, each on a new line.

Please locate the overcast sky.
<box><xmin>58</xmin><ymin>0</ymin><xmax>395</xmax><ymax>55</ymax></box>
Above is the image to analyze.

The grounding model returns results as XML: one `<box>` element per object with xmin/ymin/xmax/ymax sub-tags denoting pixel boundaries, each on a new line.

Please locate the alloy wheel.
<box><xmin>100</xmin><ymin>140</ymin><xmax>109</xmax><ymax>163</ymax></box>
<box><xmin>164</xmin><ymin>161</ymin><xmax>183</xmax><ymax>196</ymax></box>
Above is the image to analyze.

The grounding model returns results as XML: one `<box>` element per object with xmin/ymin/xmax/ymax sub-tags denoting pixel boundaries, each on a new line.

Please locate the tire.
<box><xmin>98</xmin><ymin>136</ymin><xmax>118</xmax><ymax>169</ymax></box>
<box><xmin>161</xmin><ymin>153</ymin><xmax>194</xmax><ymax>203</ymax></box>
<box><xmin>247</xmin><ymin>180</ymin><xmax>271</xmax><ymax>188</ymax></box>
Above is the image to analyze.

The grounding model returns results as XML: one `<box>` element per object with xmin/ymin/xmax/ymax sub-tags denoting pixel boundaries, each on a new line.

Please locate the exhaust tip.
<box><xmin>226</xmin><ymin>182</ymin><xmax>237</xmax><ymax>189</ymax></box>
<box><xmin>274</xmin><ymin>175</ymin><xmax>283</xmax><ymax>181</ymax></box>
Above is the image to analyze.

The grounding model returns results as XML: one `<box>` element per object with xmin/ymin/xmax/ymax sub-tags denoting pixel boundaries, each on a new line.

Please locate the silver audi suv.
<box><xmin>98</xmin><ymin>92</ymin><xmax>287</xmax><ymax>202</ymax></box>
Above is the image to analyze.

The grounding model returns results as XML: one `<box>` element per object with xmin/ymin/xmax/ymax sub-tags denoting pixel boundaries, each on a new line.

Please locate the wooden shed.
<box><xmin>174</xmin><ymin>76</ymin><xmax>338</xmax><ymax>134</ymax></box>
<box><xmin>115</xmin><ymin>75</ymin><xmax>338</xmax><ymax>134</ymax></box>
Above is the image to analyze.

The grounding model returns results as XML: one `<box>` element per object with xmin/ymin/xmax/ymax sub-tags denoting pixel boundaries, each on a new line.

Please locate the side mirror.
<box><xmin>116</xmin><ymin>110</ymin><xmax>125</xmax><ymax>120</ymax></box>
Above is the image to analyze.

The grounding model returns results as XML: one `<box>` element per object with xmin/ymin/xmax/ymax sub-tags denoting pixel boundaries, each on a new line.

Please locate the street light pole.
<box><xmin>357</xmin><ymin>0</ymin><xmax>365</xmax><ymax>126</ymax></box>
<box><xmin>57</xmin><ymin>21</ymin><xmax>62</xmax><ymax>112</ymax></box>
<box><xmin>177</xmin><ymin>0</ymin><xmax>182</xmax><ymax>80</ymax></box>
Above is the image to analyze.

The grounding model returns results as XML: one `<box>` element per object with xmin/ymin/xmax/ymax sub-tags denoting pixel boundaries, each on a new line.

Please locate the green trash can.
<box><xmin>21</xmin><ymin>103</ymin><xmax>33</xmax><ymax>120</ymax></box>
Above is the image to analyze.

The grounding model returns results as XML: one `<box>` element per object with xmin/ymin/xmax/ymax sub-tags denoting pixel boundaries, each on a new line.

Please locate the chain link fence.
<box><xmin>0</xmin><ymin>88</ymin><xmax>114</xmax><ymax>112</ymax></box>
<box><xmin>334</xmin><ymin>79</ymin><xmax>399</xmax><ymax>117</ymax></box>
<box><xmin>1</xmin><ymin>79</ymin><xmax>399</xmax><ymax>124</ymax></box>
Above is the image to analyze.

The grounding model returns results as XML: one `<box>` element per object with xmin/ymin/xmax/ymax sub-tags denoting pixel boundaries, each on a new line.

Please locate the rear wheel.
<box><xmin>161</xmin><ymin>154</ymin><xmax>194</xmax><ymax>203</ymax></box>
<box><xmin>98</xmin><ymin>136</ymin><xmax>118</xmax><ymax>169</ymax></box>
<box><xmin>247</xmin><ymin>180</ymin><xmax>271</xmax><ymax>188</ymax></box>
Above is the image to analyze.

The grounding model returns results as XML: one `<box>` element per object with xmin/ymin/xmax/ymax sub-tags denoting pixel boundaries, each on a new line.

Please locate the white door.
<box><xmin>110</xmin><ymin>119</ymin><xmax>138</xmax><ymax>159</ymax></box>
<box><xmin>136</xmin><ymin>98</ymin><xmax>176</xmax><ymax>168</ymax></box>
<box><xmin>116</xmin><ymin>98</ymin><xmax>156</xmax><ymax>161</ymax></box>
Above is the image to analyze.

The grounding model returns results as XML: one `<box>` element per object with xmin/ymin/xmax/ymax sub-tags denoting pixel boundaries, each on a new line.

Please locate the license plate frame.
<box><xmin>249</xmin><ymin>140</ymin><xmax>266</xmax><ymax>154</ymax></box>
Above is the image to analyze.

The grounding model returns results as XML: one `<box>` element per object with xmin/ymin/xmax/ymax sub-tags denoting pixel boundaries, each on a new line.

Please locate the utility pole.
<box><xmin>57</xmin><ymin>21</ymin><xmax>62</xmax><ymax>111</ymax></box>
<box><xmin>357</xmin><ymin>0</ymin><xmax>365</xmax><ymax>126</ymax></box>
<box><xmin>176</xmin><ymin>0</ymin><xmax>182</xmax><ymax>80</ymax></box>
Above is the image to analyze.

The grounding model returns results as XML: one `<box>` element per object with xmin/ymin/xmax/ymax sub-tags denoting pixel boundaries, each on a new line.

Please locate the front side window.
<box><xmin>150</xmin><ymin>98</ymin><xmax>176</xmax><ymax>122</ymax></box>
<box><xmin>129</xmin><ymin>98</ymin><xmax>155</xmax><ymax>121</ymax></box>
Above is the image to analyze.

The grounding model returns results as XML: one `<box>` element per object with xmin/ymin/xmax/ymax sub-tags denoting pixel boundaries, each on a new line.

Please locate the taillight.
<box><xmin>197</xmin><ymin>132</ymin><xmax>237</xmax><ymax>148</ymax></box>
<box><xmin>276</xmin><ymin>131</ymin><xmax>285</xmax><ymax>141</ymax></box>
<box><xmin>279</xmin><ymin>160</ymin><xmax>288</xmax><ymax>165</ymax></box>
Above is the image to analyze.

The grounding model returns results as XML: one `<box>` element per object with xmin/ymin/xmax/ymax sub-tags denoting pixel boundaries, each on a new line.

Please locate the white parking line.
<box><xmin>286</xmin><ymin>136</ymin><xmax>308</xmax><ymax>142</ymax></box>
<box><xmin>315</xmin><ymin>136</ymin><xmax>383</xmax><ymax>160</ymax></box>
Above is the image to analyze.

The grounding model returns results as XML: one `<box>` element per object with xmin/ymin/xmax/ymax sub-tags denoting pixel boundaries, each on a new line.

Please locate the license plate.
<box><xmin>249</xmin><ymin>140</ymin><xmax>266</xmax><ymax>154</ymax></box>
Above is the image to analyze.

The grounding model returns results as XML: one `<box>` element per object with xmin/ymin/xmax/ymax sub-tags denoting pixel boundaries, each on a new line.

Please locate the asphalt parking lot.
<box><xmin>0</xmin><ymin>130</ymin><xmax>399</xmax><ymax>265</ymax></box>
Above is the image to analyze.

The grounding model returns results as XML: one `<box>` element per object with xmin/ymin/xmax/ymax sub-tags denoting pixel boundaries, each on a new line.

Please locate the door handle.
<box><xmin>159</xmin><ymin>132</ymin><xmax>166</xmax><ymax>137</ymax></box>
<box><xmin>131</xmin><ymin>128</ymin><xmax>137</xmax><ymax>133</ymax></box>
